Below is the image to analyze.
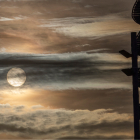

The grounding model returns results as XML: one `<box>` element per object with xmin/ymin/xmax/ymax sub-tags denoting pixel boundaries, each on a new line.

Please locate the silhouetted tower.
<box><xmin>132</xmin><ymin>1</ymin><xmax>140</xmax><ymax>139</ymax></box>
<box><xmin>120</xmin><ymin>1</ymin><xmax>140</xmax><ymax>139</ymax></box>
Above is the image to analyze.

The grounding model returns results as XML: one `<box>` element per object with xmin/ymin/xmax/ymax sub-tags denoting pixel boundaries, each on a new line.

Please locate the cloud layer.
<box><xmin>0</xmin><ymin>51</ymin><xmax>133</xmax><ymax>91</ymax></box>
<box><xmin>39</xmin><ymin>15</ymin><xmax>140</xmax><ymax>39</ymax></box>
<box><xmin>0</xmin><ymin>104</ymin><xmax>133</xmax><ymax>139</ymax></box>
<box><xmin>0</xmin><ymin>0</ymin><xmax>138</xmax><ymax>139</ymax></box>
<box><xmin>0</xmin><ymin>0</ymin><xmax>138</xmax><ymax>54</ymax></box>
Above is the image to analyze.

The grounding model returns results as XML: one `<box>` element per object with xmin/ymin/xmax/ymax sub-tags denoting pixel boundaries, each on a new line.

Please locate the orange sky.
<box><xmin>0</xmin><ymin>0</ymin><xmax>138</xmax><ymax>139</ymax></box>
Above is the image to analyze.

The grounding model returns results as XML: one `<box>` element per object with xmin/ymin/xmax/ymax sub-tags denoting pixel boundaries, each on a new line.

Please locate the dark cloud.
<box><xmin>74</xmin><ymin>120</ymin><xmax>133</xmax><ymax>133</ymax></box>
<box><xmin>14</xmin><ymin>105</ymin><xmax>25</xmax><ymax>112</ymax></box>
<box><xmin>0</xmin><ymin>105</ymin><xmax>133</xmax><ymax>138</ymax></box>
<box><xmin>0</xmin><ymin>52</ymin><xmax>132</xmax><ymax>90</ymax></box>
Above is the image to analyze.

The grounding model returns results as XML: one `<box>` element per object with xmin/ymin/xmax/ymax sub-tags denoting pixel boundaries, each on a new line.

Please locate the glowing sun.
<box><xmin>7</xmin><ymin>68</ymin><xmax>26</xmax><ymax>87</ymax></box>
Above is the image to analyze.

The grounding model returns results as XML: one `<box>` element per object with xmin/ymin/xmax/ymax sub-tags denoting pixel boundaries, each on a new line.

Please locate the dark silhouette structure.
<box><xmin>119</xmin><ymin>1</ymin><xmax>140</xmax><ymax>139</ymax></box>
<box><xmin>132</xmin><ymin>1</ymin><xmax>140</xmax><ymax>139</ymax></box>
<box><xmin>132</xmin><ymin>0</ymin><xmax>140</xmax><ymax>25</ymax></box>
<box><xmin>131</xmin><ymin>32</ymin><xmax>139</xmax><ymax>140</ymax></box>
<box><xmin>120</xmin><ymin>33</ymin><xmax>139</xmax><ymax>140</ymax></box>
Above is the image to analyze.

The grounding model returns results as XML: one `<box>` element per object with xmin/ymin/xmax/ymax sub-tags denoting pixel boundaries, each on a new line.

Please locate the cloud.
<box><xmin>0</xmin><ymin>51</ymin><xmax>133</xmax><ymax>91</ymax></box>
<box><xmin>0</xmin><ymin>16</ymin><xmax>27</xmax><ymax>21</ymax></box>
<box><xmin>32</xmin><ymin>105</ymin><xmax>44</xmax><ymax>109</ymax></box>
<box><xmin>72</xmin><ymin>0</ymin><xmax>83</xmax><ymax>3</ymax></box>
<box><xmin>0</xmin><ymin>103</ymin><xmax>11</xmax><ymax>108</ymax></box>
<box><xmin>84</xmin><ymin>5</ymin><xmax>93</xmax><ymax>8</ymax></box>
<box><xmin>14</xmin><ymin>105</ymin><xmax>25</xmax><ymax>112</ymax></box>
<box><xmin>0</xmin><ymin>6</ymin><xmax>18</xmax><ymax>8</ymax></box>
<box><xmin>39</xmin><ymin>15</ymin><xmax>121</xmax><ymax>28</ymax></box>
<box><xmin>39</xmin><ymin>15</ymin><xmax>139</xmax><ymax>38</ymax></box>
<box><xmin>0</xmin><ymin>0</ymin><xmax>136</xmax><ymax>54</ymax></box>
<box><xmin>0</xmin><ymin>104</ymin><xmax>133</xmax><ymax>138</ymax></box>
<box><xmin>0</xmin><ymin>51</ymin><xmax>134</xmax><ymax>91</ymax></box>
<box><xmin>0</xmin><ymin>1</ymin><xmax>136</xmax><ymax>139</ymax></box>
<box><xmin>75</xmin><ymin>44</ymin><xmax>91</xmax><ymax>47</ymax></box>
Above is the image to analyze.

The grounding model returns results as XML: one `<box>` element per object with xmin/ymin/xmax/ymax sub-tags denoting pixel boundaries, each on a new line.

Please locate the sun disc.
<box><xmin>7</xmin><ymin>68</ymin><xmax>26</xmax><ymax>87</ymax></box>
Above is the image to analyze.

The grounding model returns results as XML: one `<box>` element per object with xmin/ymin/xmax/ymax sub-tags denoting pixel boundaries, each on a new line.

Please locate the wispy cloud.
<box><xmin>39</xmin><ymin>15</ymin><xmax>139</xmax><ymax>38</ymax></box>
<box><xmin>32</xmin><ymin>105</ymin><xmax>44</xmax><ymax>109</ymax></box>
<box><xmin>0</xmin><ymin>16</ymin><xmax>27</xmax><ymax>21</ymax></box>
<box><xmin>0</xmin><ymin>104</ymin><xmax>133</xmax><ymax>139</ymax></box>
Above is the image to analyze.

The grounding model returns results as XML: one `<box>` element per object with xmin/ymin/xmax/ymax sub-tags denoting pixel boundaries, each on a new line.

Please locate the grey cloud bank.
<box><xmin>0</xmin><ymin>104</ymin><xmax>133</xmax><ymax>139</ymax></box>
<box><xmin>0</xmin><ymin>51</ymin><xmax>133</xmax><ymax>91</ymax></box>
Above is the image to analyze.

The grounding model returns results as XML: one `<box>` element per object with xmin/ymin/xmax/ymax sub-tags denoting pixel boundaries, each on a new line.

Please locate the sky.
<box><xmin>0</xmin><ymin>0</ymin><xmax>139</xmax><ymax>139</ymax></box>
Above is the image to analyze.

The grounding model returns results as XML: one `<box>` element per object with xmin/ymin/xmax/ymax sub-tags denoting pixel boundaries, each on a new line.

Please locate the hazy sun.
<box><xmin>7</xmin><ymin>68</ymin><xmax>26</xmax><ymax>87</ymax></box>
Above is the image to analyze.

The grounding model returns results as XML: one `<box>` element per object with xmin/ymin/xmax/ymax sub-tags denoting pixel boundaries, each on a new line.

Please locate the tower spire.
<box><xmin>132</xmin><ymin>0</ymin><xmax>140</xmax><ymax>24</ymax></box>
